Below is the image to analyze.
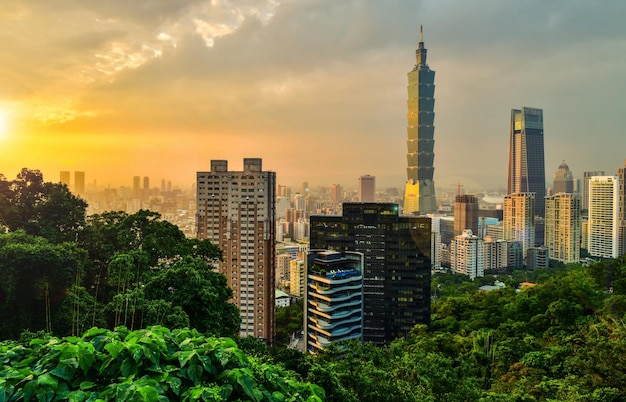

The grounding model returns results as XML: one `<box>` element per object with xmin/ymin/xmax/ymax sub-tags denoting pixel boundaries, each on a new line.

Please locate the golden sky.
<box><xmin>1</xmin><ymin>0</ymin><xmax>625</xmax><ymax>191</ymax></box>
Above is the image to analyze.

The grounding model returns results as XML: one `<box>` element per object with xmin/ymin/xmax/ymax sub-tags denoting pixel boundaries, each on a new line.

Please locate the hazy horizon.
<box><xmin>1</xmin><ymin>1</ymin><xmax>625</xmax><ymax>193</ymax></box>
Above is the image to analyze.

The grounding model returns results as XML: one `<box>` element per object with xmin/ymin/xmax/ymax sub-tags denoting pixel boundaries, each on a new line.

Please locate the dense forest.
<box><xmin>1</xmin><ymin>169</ymin><xmax>626</xmax><ymax>401</ymax></box>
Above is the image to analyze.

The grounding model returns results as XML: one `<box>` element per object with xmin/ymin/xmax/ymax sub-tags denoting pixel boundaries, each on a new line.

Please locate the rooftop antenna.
<box><xmin>420</xmin><ymin>25</ymin><xmax>423</xmax><ymax>42</ymax></box>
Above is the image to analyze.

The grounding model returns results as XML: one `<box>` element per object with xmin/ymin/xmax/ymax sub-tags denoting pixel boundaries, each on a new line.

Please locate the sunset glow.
<box><xmin>0</xmin><ymin>1</ymin><xmax>625</xmax><ymax>190</ymax></box>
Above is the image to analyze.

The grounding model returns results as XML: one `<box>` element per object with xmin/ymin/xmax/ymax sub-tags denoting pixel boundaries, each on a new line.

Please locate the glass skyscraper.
<box><xmin>404</xmin><ymin>26</ymin><xmax>436</xmax><ymax>215</ymax></box>
<box><xmin>508</xmin><ymin>107</ymin><xmax>546</xmax><ymax>218</ymax></box>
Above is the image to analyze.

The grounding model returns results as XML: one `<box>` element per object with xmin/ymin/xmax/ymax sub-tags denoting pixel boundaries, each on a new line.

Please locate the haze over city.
<box><xmin>1</xmin><ymin>0</ymin><xmax>625</xmax><ymax>191</ymax></box>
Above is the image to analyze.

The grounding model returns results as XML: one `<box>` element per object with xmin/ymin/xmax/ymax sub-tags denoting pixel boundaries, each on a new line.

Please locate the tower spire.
<box><xmin>420</xmin><ymin>25</ymin><xmax>423</xmax><ymax>43</ymax></box>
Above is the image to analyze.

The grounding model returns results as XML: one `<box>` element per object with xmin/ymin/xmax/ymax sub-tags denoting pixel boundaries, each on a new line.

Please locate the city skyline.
<box><xmin>1</xmin><ymin>1</ymin><xmax>626</xmax><ymax>190</ymax></box>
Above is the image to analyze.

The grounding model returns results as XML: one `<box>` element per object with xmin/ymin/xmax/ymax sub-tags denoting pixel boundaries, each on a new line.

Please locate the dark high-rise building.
<box><xmin>358</xmin><ymin>175</ymin><xmax>376</xmax><ymax>202</ymax></box>
<box><xmin>454</xmin><ymin>194</ymin><xmax>479</xmax><ymax>236</ymax></box>
<box><xmin>508</xmin><ymin>107</ymin><xmax>545</xmax><ymax>218</ymax></box>
<box><xmin>553</xmin><ymin>160</ymin><xmax>574</xmax><ymax>194</ymax></box>
<box><xmin>404</xmin><ymin>26</ymin><xmax>436</xmax><ymax>215</ymax></box>
<box><xmin>310</xmin><ymin>203</ymin><xmax>431</xmax><ymax>345</ymax></box>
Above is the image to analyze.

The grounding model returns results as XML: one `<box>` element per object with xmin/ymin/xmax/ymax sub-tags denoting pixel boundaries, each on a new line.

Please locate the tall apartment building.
<box><xmin>358</xmin><ymin>175</ymin><xmax>376</xmax><ymax>202</ymax></box>
<box><xmin>617</xmin><ymin>161</ymin><xmax>626</xmax><ymax>256</ymax></box>
<box><xmin>304</xmin><ymin>250</ymin><xmax>364</xmax><ymax>352</ymax></box>
<box><xmin>310</xmin><ymin>203</ymin><xmax>431</xmax><ymax>345</ymax></box>
<box><xmin>196</xmin><ymin>158</ymin><xmax>276</xmax><ymax>342</ymax></box>
<box><xmin>582</xmin><ymin>171</ymin><xmax>604</xmax><ymax>212</ymax></box>
<box><xmin>503</xmin><ymin>193</ymin><xmax>535</xmax><ymax>256</ymax></box>
<box><xmin>289</xmin><ymin>259</ymin><xmax>305</xmax><ymax>298</ymax></box>
<box><xmin>450</xmin><ymin>230</ymin><xmax>483</xmax><ymax>280</ymax></box>
<box><xmin>404</xmin><ymin>26</ymin><xmax>437</xmax><ymax>215</ymax></box>
<box><xmin>453</xmin><ymin>194</ymin><xmax>479</xmax><ymax>236</ymax></box>
<box><xmin>553</xmin><ymin>160</ymin><xmax>574</xmax><ymax>194</ymax></box>
<box><xmin>545</xmin><ymin>193</ymin><xmax>581</xmax><ymax>263</ymax></box>
<box><xmin>588</xmin><ymin>176</ymin><xmax>619</xmax><ymax>259</ymax></box>
<box><xmin>508</xmin><ymin>107</ymin><xmax>545</xmax><ymax>218</ymax></box>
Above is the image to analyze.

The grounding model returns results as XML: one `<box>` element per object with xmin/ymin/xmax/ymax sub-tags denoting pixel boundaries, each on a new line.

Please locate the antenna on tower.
<box><xmin>420</xmin><ymin>25</ymin><xmax>423</xmax><ymax>42</ymax></box>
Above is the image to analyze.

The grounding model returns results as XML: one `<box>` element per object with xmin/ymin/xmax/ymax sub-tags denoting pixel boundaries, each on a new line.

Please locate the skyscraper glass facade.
<box><xmin>508</xmin><ymin>107</ymin><xmax>545</xmax><ymax>218</ymax></box>
<box><xmin>404</xmin><ymin>27</ymin><xmax>436</xmax><ymax>215</ymax></box>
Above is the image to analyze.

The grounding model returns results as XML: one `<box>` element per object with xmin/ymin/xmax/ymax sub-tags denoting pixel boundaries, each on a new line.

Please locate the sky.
<box><xmin>1</xmin><ymin>0</ymin><xmax>625</xmax><ymax>193</ymax></box>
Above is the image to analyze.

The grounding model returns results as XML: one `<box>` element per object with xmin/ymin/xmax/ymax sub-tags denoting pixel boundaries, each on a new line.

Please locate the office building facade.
<box><xmin>617</xmin><ymin>161</ymin><xmax>626</xmax><ymax>256</ymax></box>
<box><xmin>545</xmin><ymin>193</ymin><xmax>581</xmax><ymax>263</ymax></box>
<box><xmin>310</xmin><ymin>203</ymin><xmax>431</xmax><ymax>345</ymax></box>
<box><xmin>404</xmin><ymin>27</ymin><xmax>437</xmax><ymax>215</ymax></box>
<box><xmin>196</xmin><ymin>158</ymin><xmax>276</xmax><ymax>342</ymax></box>
<box><xmin>358</xmin><ymin>175</ymin><xmax>376</xmax><ymax>202</ymax></box>
<box><xmin>304</xmin><ymin>250</ymin><xmax>364</xmax><ymax>352</ymax></box>
<box><xmin>503</xmin><ymin>193</ymin><xmax>535</xmax><ymax>256</ymax></box>
<box><xmin>508</xmin><ymin>107</ymin><xmax>545</xmax><ymax>218</ymax></box>
<box><xmin>588</xmin><ymin>176</ymin><xmax>619</xmax><ymax>259</ymax></box>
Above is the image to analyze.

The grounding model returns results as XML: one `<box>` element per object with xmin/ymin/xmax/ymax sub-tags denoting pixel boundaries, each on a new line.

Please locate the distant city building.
<box><xmin>74</xmin><ymin>171</ymin><xmax>85</xmax><ymax>196</ymax></box>
<box><xmin>582</xmin><ymin>171</ymin><xmax>605</xmax><ymax>212</ymax></box>
<box><xmin>526</xmin><ymin>246</ymin><xmax>549</xmax><ymax>269</ymax></box>
<box><xmin>60</xmin><ymin>171</ymin><xmax>70</xmax><ymax>187</ymax></box>
<box><xmin>304</xmin><ymin>250</ymin><xmax>364</xmax><ymax>352</ymax></box>
<box><xmin>545</xmin><ymin>193</ymin><xmax>581</xmax><ymax>263</ymax></box>
<box><xmin>486</xmin><ymin>221</ymin><xmax>504</xmax><ymax>241</ymax></box>
<box><xmin>289</xmin><ymin>259</ymin><xmax>305</xmax><ymax>298</ymax></box>
<box><xmin>588</xmin><ymin>176</ymin><xmax>620</xmax><ymax>259</ymax></box>
<box><xmin>508</xmin><ymin>107</ymin><xmax>545</xmax><ymax>218</ymax></box>
<box><xmin>143</xmin><ymin>176</ymin><xmax>149</xmax><ymax>192</ymax></box>
<box><xmin>196</xmin><ymin>158</ymin><xmax>276</xmax><ymax>342</ymax></box>
<box><xmin>310</xmin><ymin>203</ymin><xmax>431</xmax><ymax>345</ymax></box>
<box><xmin>276</xmin><ymin>253</ymin><xmax>292</xmax><ymax>283</ymax></box>
<box><xmin>275</xmin><ymin>289</ymin><xmax>290</xmax><ymax>308</ymax></box>
<box><xmin>358</xmin><ymin>175</ymin><xmax>376</xmax><ymax>202</ymax></box>
<box><xmin>553</xmin><ymin>160</ymin><xmax>574</xmax><ymax>194</ymax></box>
<box><xmin>454</xmin><ymin>194</ymin><xmax>479</xmax><ymax>236</ymax></box>
<box><xmin>503</xmin><ymin>193</ymin><xmax>535</xmax><ymax>255</ymax></box>
<box><xmin>133</xmin><ymin>176</ymin><xmax>141</xmax><ymax>198</ymax></box>
<box><xmin>404</xmin><ymin>26</ymin><xmax>437</xmax><ymax>215</ymax></box>
<box><xmin>330</xmin><ymin>184</ymin><xmax>342</xmax><ymax>203</ymax></box>
<box><xmin>450</xmin><ymin>230</ymin><xmax>484</xmax><ymax>280</ymax></box>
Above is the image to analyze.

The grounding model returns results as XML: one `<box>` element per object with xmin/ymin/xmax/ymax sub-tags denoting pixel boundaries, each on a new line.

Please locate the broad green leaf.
<box><xmin>120</xmin><ymin>358</ymin><xmax>136</xmax><ymax>378</ymax></box>
<box><xmin>77</xmin><ymin>348</ymin><xmax>96</xmax><ymax>375</ymax></box>
<box><xmin>37</xmin><ymin>373</ymin><xmax>58</xmax><ymax>388</ymax></box>
<box><xmin>187</xmin><ymin>363</ymin><xmax>203</xmax><ymax>385</ymax></box>
<box><xmin>237</xmin><ymin>374</ymin><xmax>258</xmax><ymax>402</ymax></box>
<box><xmin>51</xmin><ymin>362</ymin><xmax>76</xmax><ymax>381</ymax></box>
<box><xmin>178</xmin><ymin>350</ymin><xmax>196</xmax><ymax>368</ymax></box>
<box><xmin>104</xmin><ymin>340</ymin><xmax>124</xmax><ymax>358</ymax></box>
<box><xmin>138</xmin><ymin>385</ymin><xmax>160</xmax><ymax>401</ymax></box>
<box><xmin>79</xmin><ymin>381</ymin><xmax>95</xmax><ymax>390</ymax></box>
<box><xmin>142</xmin><ymin>343</ymin><xmax>160</xmax><ymax>366</ymax></box>
<box><xmin>166</xmin><ymin>376</ymin><xmax>182</xmax><ymax>396</ymax></box>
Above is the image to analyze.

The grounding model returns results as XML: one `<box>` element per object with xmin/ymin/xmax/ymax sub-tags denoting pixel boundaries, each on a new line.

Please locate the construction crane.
<box><xmin>452</xmin><ymin>182</ymin><xmax>463</xmax><ymax>197</ymax></box>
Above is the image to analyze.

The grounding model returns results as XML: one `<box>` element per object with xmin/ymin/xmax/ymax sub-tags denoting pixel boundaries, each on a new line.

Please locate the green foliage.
<box><xmin>0</xmin><ymin>326</ymin><xmax>324</xmax><ymax>401</ymax></box>
<box><xmin>0</xmin><ymin>168</ymin><xmax>87</xmax><ymax>244</ymax></box>
<box><xmin>275</xmin><ymin>298</ymin><xmax>304</xmax><ymax>347</ymax></box>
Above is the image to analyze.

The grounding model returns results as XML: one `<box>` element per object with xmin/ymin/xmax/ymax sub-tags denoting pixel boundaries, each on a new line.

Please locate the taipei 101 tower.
<box><xmin>404</xmin><ymin>26</ymin><xmax>436</xmax><ymax>215</ymax></box>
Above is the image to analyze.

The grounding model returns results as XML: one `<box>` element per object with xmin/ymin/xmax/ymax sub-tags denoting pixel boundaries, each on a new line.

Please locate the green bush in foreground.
<box><xmin>0</xmin><ymin>326</ymin><xmax>324</xmax><ymax>401</ymax></box>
